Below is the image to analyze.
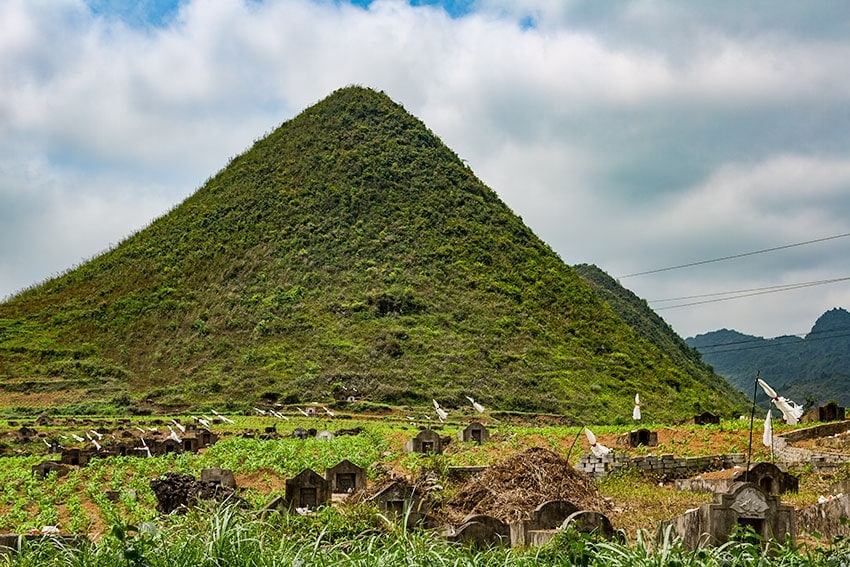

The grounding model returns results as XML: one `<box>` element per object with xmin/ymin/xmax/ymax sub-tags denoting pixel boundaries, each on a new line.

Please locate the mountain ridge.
<box><xmin>686</xmin><ymin>307</ymin><xmax>850</xmax><ymax>405</ymax></box>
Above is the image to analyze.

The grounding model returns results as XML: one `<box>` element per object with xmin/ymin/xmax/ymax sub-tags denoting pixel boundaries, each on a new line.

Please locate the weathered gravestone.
<box><xmin>511</xmin><ymin>500</ymin><xmax>579</xmax><ymax>546</ymax></box>
<box><xmin>665</xmin><ymin>482</ymin><xmax>795</xmax><ymax>549</ymax></box>
<box><xmin>32</xmin><ymin>460</ymin><xmax>71</xmax><ymax>479</ymax></box>
<box><xmin>561</xmin><ymin>510</ymin><xmax>615</xmax><ymax>539</ymax></box>
<box><xmin>449</xmin><ymin>514</ymin><xmax>510</xmax><ymax>547</ymax></box>
<box><xmin>801</xmin><ymin>401</ymin><xmax>845</xmax><ymax>423</ymax></box>
<box><xmin>200</xmin><ymin>467</ymin><xmax>237</xmax><ymax>490</ymax></box>
<box><xmin>369</xmin><ymin>481</ymin><xmax>426</xmax><ymax>527</ymax></box>
<box><xmin>404</xmin><ymin>428</ymin><xmax>444</xmax><ymax>454</ymax></box>
<box><xmin>458</xmin><ymin>422</ymin><xmax>490</xmax><ymax>444</ymax></box>
<box><xmin>325</xmin><ymin>459</ymin><xmax>366</xmax><ymax>494</ymax></box>
<box><xmin>675</xmin><ymin>462</ymin><xmax>798</xmax><ymax>496</ymax></box>
<box><xmin>691</xmin><ymin>412</ymin><xmax>721</xmax><ymax>425</ymax></box>
<box><xmin>284</xmin><ymin>469</ymin><xmax>330</xmax><ymax>511</ymax></box>
<box><xmin>616</xmin><ymin>428</ymin><xmax>658</xmax><ymax>448</ymax></box>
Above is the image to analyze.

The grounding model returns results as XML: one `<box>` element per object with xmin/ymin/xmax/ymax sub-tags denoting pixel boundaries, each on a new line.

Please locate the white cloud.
<box><xmin>1</xmin><ymin>0</ymin><xmax>849</xmax><ymax>340</ymax></box>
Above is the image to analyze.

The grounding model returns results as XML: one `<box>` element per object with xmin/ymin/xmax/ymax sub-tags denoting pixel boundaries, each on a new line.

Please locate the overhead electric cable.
<box><xmin>650</xmin><ymin>276</ymin><xmax>850</xmax><ymax>308</ymax></box>
<box><xmin>695</xmin><ymin>331</ymin><xmax>850</xmax><ymax>355</ymax></box>
<box><xmin>618</xmin><ymin>232</ymin><xmax>850</xmax><ymax>279</ymax></box>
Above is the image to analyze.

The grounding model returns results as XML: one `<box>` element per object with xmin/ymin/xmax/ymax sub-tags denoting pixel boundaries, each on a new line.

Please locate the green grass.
<box><xmin>7</xmin><ymin>503</ymin><xmax>849</xmax><ymax>566</ymax></box>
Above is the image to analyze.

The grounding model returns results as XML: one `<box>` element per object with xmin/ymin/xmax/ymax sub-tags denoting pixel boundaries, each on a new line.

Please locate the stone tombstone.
<box><xmin>284</xmin><ymin>468</ymin><xmax>330</xmax><ymax>511</ymax></box>
<box><xmin>617</xmin><ymin>428</ymin><xmax>658</xmax><ymax>448</ymax></box>
<box><xmin>801</xmin><ymin>402</ymin><xmax>846</xmax><ymax>423</ymax></box>
<box><xmin>200</xmin><ymin>467</ymin><xmax>237</xmax><ymax>490</ymax></box>
<box><xmin>458</xmin><ymin>422</ymin><xmax>490</xmax><ymax>444</ymax></box>
<box><xmin>60</xmin><ymin>448</ymin><xmax>94</xmax><ymax>467</ymax></box>
<box><xmin>369</xmin><ymin>481</ymin><xmax>425</xmax><ymax>527</ymax></box>
<box><xmin>32</xmin><ymin>460</ymin><xmax>71</xmax><ymax>479</ymax></box>
<box><xmin>16</xmin><ymin>426</ymin><xmax>37</xmax><ymax>442</ymax></box>
<box><xmin>316</xmin><ymin>430</ymin><xmax>334</xmax><ymax>441</ymax></box>
<box><xmin>740</xmin><ymin>462</ymin><xmax>798</xmax><ymax>496</ymax></box>
<box><xmin>195</xmin><ymin>428</ymin><xmax>218</xmax><ymax>448</ymax></box>
<box><xmin>451</xmin><ymin>514</ymin><xmax>510</xmax><ymax>547</ymax></box>
<box><xmin>511</xmin><ymin>500</ymin><xmax>580</xmax><ymax>546</ymax></box>
<box><xmin>325</xmin><ymin>459</ymin><xmax>366</xmax><ymax>494</ymax></box>
<box><xmin>677</xmin><ymin>462</ymin><xmax>799</xmax><ymax>496</ymax></box>
<box><xmin>157</xmin><ymin>438</ymin><xmax>182</xmax><ymax>455</ymax></box>
<box><xmin>404</xmin><ymin>428</ymin><xmax>443</xmax><ymax>454</ymax></box>
<box><xmin>292</xmin><ymin>427</ymin><xmax>310</xmax><ymax>440</ymax></box>
<box><xmin>667</xmin><ymin>482</ymin><xmax>795</xmax><ymax>549</ymax></box>
<box><xmin>561</xmin><ymin>510</ymin><xmax>615</xmax><ymax>540</ymax></box>
<box><xmin>35</xmin><ymin>413</ymin><xmax>53</xmax><ymax>426</ymax></box>
<box><xmin>692</xmin><ymin>412</ymin><xmax>721</xmax><ymax>425</ymax></box>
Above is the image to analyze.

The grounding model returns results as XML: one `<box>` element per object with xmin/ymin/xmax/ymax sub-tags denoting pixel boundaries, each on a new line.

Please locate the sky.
<box><xmin>2</xmin><ymin>0</ymin><xmax>850</xmax><ymax>340</ymax></box>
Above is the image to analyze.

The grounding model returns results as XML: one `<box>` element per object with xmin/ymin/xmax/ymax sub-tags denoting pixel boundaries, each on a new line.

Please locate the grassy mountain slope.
<box><xmin>686</xmin><ymin>308</ymin><xmax>850</xmax><ymax>405</ymax></box>
<box><xmin>573</xmin><ymin>264</ymin><xmax>748</xmax><ymax>412</ymax></box>
<box><xmin>0</xmin><ymin>86</ymin><xmax>740</xmax><ymax>421</ymax></box>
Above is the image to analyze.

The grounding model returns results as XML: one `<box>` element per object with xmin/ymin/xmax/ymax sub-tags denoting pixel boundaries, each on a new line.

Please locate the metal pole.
<box><xmin>746</xmin><ymin>371</ymin><xmax>759</xmax><ymax>482</ymax></box>
<box><xmin>566</xmin><ymin>425</ymin><xmax>583</xmax><ymax>463</ymax></box>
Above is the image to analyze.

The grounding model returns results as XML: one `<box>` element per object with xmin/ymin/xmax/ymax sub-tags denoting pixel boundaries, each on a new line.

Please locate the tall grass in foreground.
<box><xmin>6</xmin><ymin>504</ymin><xmax>850</xmax><ymax>566</ymax></box>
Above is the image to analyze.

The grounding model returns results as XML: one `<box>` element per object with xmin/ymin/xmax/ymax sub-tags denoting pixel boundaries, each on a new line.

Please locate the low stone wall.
<box><xmin>772</xmin><ymin>423</ymin><xmax>850</xmax><ymax>468</ymax></box>
<box><xmin>796</xmin><ymin>494</ymin><xmax>850</xmax><ymax>539</ymax></box>
<box><xmin>576</xmin><ymin>452</ymin><xmax>747</xmax><ymax>479</ymax></box>
<box><xmin>778</xmin><ymin>420</ymin><xmax>850</xmax><ymax>444</ymax></box>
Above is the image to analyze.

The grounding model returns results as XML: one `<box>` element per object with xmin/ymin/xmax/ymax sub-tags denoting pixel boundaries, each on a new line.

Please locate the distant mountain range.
<box><xmin>686</xmin><ymin>307</ymin><xmax>850</xmax><ymax>406</ymax></box>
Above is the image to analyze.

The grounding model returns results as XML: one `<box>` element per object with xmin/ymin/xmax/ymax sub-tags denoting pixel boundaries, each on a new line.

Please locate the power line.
<box><xmin>691</xmin><ymin>324</ymin><xmax>850</xmax><ymax>349</ymax></box>
<box><xmin>618</xmin><ymin>232</ymin><xmax>850</xmax><ymax>279</ymax></box>
<box><xmin>650</xmin><ymin>276</ymin><xmax>850</xmax><ymax>310</ymax></box>
<box><xmin>693</xmin><ymin>329</ymin><xmax>850</xmax><ymax>355</ymax></box>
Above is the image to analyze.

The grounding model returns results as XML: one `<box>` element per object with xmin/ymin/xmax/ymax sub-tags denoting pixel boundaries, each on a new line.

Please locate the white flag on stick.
<box><xmin>584</xmin><ymin>427</ymin><xmax>611</xmax><ymax>457</ymax></box>
<box><xmin>757</xmin><ymin>378</ymin><xmax>803</xmax><ymax>425</ymax></box>
<box><xmin>762</xmin><ymin>410</ymin><xmax>773</xmax><ymax>448</ymax></box>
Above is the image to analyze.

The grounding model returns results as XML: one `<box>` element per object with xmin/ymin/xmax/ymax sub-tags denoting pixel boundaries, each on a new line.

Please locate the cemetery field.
<box><xmin>2</xmin><ymin>411</ymin><xmax>850</xmax><ymax>565</ymax></box>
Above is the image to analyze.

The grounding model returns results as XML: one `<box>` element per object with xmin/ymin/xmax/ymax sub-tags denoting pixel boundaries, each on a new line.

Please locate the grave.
<box><xmin>448</xmin><ymin>514</ymin><xmax>510</xmax><ymax>547</ymax></box>
<box><xmin>561</xmin><ymin>510</ymin><xmax>615</xmax><ymax>539</ymax></box>
<box><xmin>325</xmin><ymin>459</ymin><xmax>366</xmax><ymax>494</ymax></box>
<box><xmin>16</xmin><ymin>426</ymin><xmax>37</xmax><ymax>443</ymax></box>
<box><xmin>675</xmin><ymin>462</ymin><xmax>798</xmax><ymax>495</ymax></box>
<box><xmin>60</xmin><ymin>448</ymin><xmax>95</xmax><ymax>467</ymax></box>
<box><xmin>666</xmin><ymin>482</ymin><xmax>795</xmax><ymax>549</ymax></box>
<box><xmin>316</xmin><ymin>430</ymin><xmax>334</xmax><ymax>441</ymax></box>
<box><xmin>691</xmin><ymin>412</ymin><xmax>721</xmax><ymax>425</ymax></box>
<box><xmin>796</xmin><ymin>493</ymin><xmax>850</xmax><ymax>539</ymax></box>
<box><xmin>32</xmin><ymin>460</ymin><xmax>71</xmax><ymax>479</ymax></box>
<box><xmin>369</xmin><ymin>481</ymin><xmax>425</xmax><ymax>527</ymax></box>
<box><xmin>35</xmin><ymin>413</ymin><xmax>52</xmax><ymax>426</ymax></box>
<box><xmin>801</xmin><ymin>401</ymin><xmax>845</xmax><ymax>423</ymax></box>
<box><xmin>616</xmin><ymin>428</ymin><xmax>658</xmax><ymax>448</ymax></box>
<box><xmin>404</xmin><ymin>428</ymin><xmax>443</xmax><ymax>454</ymax></box>
<box><xmin>284</xmin><ymin>469</ymin><xmax>330</xmax><ymax>511</ymax></box>
<box><xmin>511</xmin><ymin>500</ymin><xmax>580</xmax><ymax>546</ymax></box>
<box><xmin>458</xmin><ymin>422</ymin><xmax>490</xmax><ymax>444</ymax></box>
<box><xmin>292</xmin><ymin>427</ymin><xmax>310</xmax><ymax>439</ymax></box>
<box><xmin>200</xmin><ymin>467</ymin><xmax>237</xmax><ymax>490</ymax></box>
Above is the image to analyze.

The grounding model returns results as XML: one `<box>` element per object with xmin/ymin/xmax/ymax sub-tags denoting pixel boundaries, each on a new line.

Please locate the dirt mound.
<box><xmin>443</xmin><ymin>447</ymin><xmax>606</xmax><ymax>524</ymax></box>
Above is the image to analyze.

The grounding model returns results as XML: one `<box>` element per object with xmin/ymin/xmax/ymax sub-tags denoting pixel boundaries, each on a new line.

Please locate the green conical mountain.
<box><xmin>0</xmin><ymin>86</ymin><xmax>739</xmax><ymax>421</ymax></box>
<box><xmin>573</xmin><ymin>264</ymin><xmax>748</xmax><ymax>411</ymax></box>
